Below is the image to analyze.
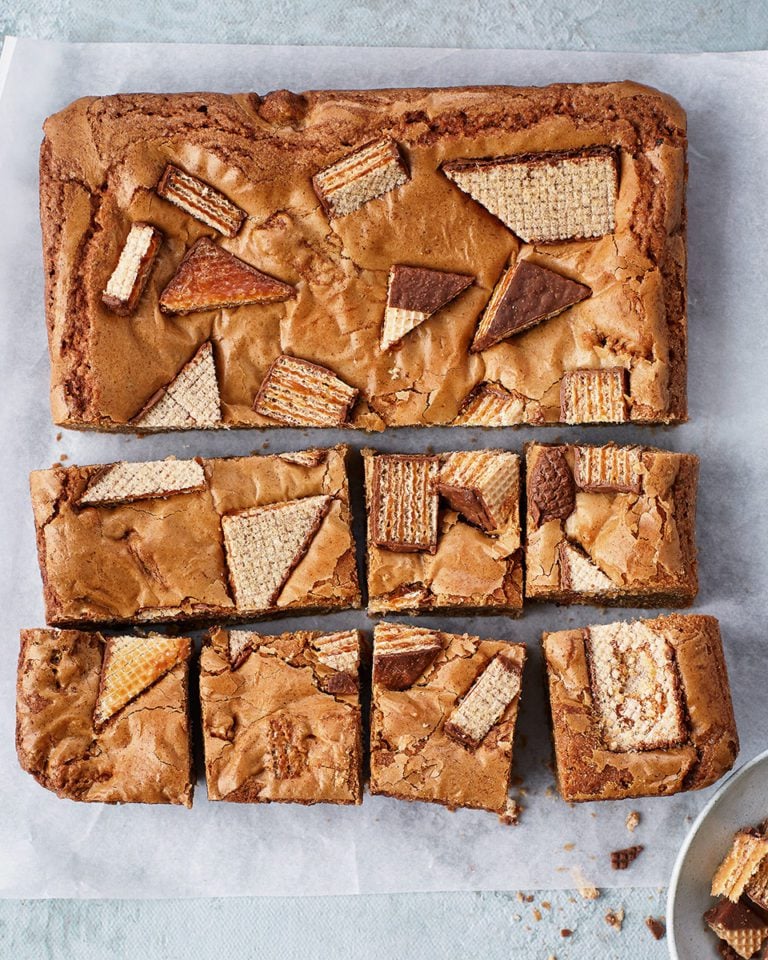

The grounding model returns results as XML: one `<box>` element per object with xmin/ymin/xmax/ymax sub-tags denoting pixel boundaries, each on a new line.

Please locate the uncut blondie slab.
<box><xmin>201</xmin><ymin>627</ymin><xmax>363</xmax><ymax>805</ymax></box>
<box><xmin>525</xmin><ymin>442</ymin><xmax>698</xmax><ymax>606</ymax></box>
<box><xmin>30</xmin><ymin>446</ymin><xmax>360</xmax><ymax>626</ymax></box>
<box><xmin>542</xmin><ymin>614</ymin><xmax>738</xmax><ymax>802</ymax></box>
<box><xmin>40</xmin><ymin>82</ymin><xmax>686</xmax><ymax>431</ymax></box>
<box><xmin>16</xmin><ymin>628</ymin><xmax>194</xmax><ymax>805</ymax></box>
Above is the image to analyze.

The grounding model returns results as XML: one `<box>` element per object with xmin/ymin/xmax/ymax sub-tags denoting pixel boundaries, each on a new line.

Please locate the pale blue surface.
<box><xmin>1</xmin><ymin>2</ymin><xmax>766</xmax><ymax>957</ymax></box>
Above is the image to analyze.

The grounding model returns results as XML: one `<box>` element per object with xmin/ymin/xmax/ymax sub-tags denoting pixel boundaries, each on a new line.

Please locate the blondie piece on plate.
<box><xmin>40</xmin><ymin>82</ymin><xmax>686</xmax><ymax>430</ymax></box>
<box><xmin>363</xmin><ymin>449</ymin><xmax>523</xmax><ymax>614</ymax></box>
<box><xmin>30</xmin><ymin>446</ymin><xmax>360</xmax><ymax>626</ymax></box>
<box><xmin>542</xmin><ymin>614</ymin><xmax>738</xmax><ymax>802</ymax></box>
<box><xmin>16</xmin><ymin>628</ymin><xmax>194</xmax><ymax>805</ymax></box>
<box><xmin>200</xmin><ymin>627</ymin><xmax>363</xmax><ymax>805</ymax></box>
<box><xmin>369</xmin><ymin>623</ymin><xmax>525</xmax><ymax>819</ymax></box>
<box><xmin>525</xmin><ymin>442</ymin><xmax>698</xmax><ymax>606</ymax></box>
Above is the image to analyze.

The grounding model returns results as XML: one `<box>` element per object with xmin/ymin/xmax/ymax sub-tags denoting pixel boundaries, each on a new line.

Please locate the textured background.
<box><xmin>1</xmin><ymin>2</ymin><xmax>766</xmax><ymax>958</ymax></box>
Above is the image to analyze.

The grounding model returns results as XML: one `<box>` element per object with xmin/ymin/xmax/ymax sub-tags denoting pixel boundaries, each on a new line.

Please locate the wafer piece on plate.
<box><xmin>381</xmin><ymin>264</ymin><xmax>473</xmax><ymax>350</ymax></box>
<box><xmin>16</xmin><ymin>628</ymin><xmax>194</xmax><ymax>805</ymax></box>
<box><xmin>370</xmin><ymin>623</ymin><xmax>526</xmax><ymax>818</ymax></box>
<box><xmin>133</xmin><ymin>341</ymin><xmax>221</xmax><ymax>430</ymax></box>
<box><xmin>254</xmin><ymin>355</ymin><xmax>358</xmax><ymax>427</ymax></box>
<box><xmin>102</xmin><ymin>223</ymin><xmax>162</xmax><ymax>315</ymax></box>
<box><xmin>156</xmin><ymin>164</ymin><xmax>246</xmax><ymax>236</ymax></box>
<box><xmin>712</xmin><ymin>829</ymin><xmax>768</xmax><ymax>902</ymax></box>
<box><xmin>78</xmin><ymin>459</ymin><xmax>206</xmax><ymax>507</ymax></box>
<box><xmin>313</xmin><ymin>138</ymin><xmax>409</xmax><ymax>218</ymax></box>
<box><xmin>705</xmin><ymin>899</ymin><xmax>768</xmax><ymax>960</ymax></box>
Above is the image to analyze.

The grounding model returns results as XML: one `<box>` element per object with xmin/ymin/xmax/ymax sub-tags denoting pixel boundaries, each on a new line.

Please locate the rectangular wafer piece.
<box><xmin>712</xmin><ymin>830</ymin><xmax>768</xmax><ymax>901</ymax></box>
<box><xmin>369</xmin><ymin>454</ymin><xmax>440</xmax><ymax>553</ymax></box>
<box><xmin>102</xmin><ymin>223</ymin><xmax>162</xmax><ymax>315</ymax></box>
<box><xmin>312</xmin><ymin>138</ymin><xmax>409</xmax><ymax>218</ymax></box>
<box><xmin>254</xmin><ymin>355</ymin><xmax>359</xmax><ymax>427</ymax></box>
<box><xmin>560</xmin><ymin>368</ymin><xmax>628</xmax><ymax>424</ymax></box>
<box><xmin>574</xmin><ymin>444</ymin><xmax>641</xmax><ymax>493</ymax></box>
<box><xmin>156</xmin><ymin>164</ymin><xmax>246</xmax><ymax>236</ymax></box>
<box><xmin>444</xmin><ymin>653</ymin><xmax>523</xmax><ymax>749</ymax></box>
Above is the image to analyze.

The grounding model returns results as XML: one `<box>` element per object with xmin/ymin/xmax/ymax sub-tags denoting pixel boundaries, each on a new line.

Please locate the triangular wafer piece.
<box><xmin>227</xmin><ymin>629</ymin><xmax>256</xmax><ymax>668</ymax></box>
<box><xmin>471</xmin><ymin>259</ymin><xmax>590</xmax><ymax>351</ymax></box>
<box><xmin>159</xmin><ymin>237</ymin><xmax>294</xmax><ymax>315</ymax></box>
<box><xmin>373</xmin><ymin>623</ymin><xmax>443</xmax><ymax>690</ymax></box>
<box><xmin>712</xmin><ymin>830</ymin><xmax>768</xmax><ymax>901</ymax></box>
<box><xmin>444</xmin><ymin>653</ymin><xmax>522</xmax><ymax>749</ymax></box>
<box><xmin>442</xmin><ymin>147</ymin><xmax>618</xmax><ymax>242</ymax></box>
<box><xmin>313</xmin><ymin>630</ymin><xmax>361</xmax><ymax>674</ymax></box>
<box><xmin>437</xmin><ymin>450</ymin><xmax>518</xmax><ymax>533</ymax></box>
<box><xmin>559</xmin><ymin>542</ymin><xmax>615</xmax><ymax>595</ymax></box>
<box><xmin>79</xmin><ymin>459</ymin><xmax>206</xmax><ymax>507</ymax></box>
<box><xmin>133</xmin><ymin>341</ymin><xmax>221</xmax><ymax>430</ymax></box>
<box><xmin>453</xmin><ymin>382</ymin><xmax>524</xmax><ymax>426</ymax></box>
<box><xmin>313</xmin><ymin>138</ymin><xmax>409</xmax><ymax>219</ymax></box>
<box><xmin>221</xmin><ymin>495</ymin><xmax>332</xmax><ymax>611</ymax></box>
<box><xmin>705</xmin><ymin>899</ymin><xmax>768</xmax><ymax>960</ymax></box>
<box><xmin>254</xmin><ymin>355</ymin><xmax>358</xmax><ymax>427</ymax></box>
<box><xmin>94</xmin><ymin>634</ymin><xmax>189</xmax><ymax>726</ymax></box>
<box><xmin>381</xmin><ymin>265</ymin><xmax>473</xmax><ymax>350</ymax></box>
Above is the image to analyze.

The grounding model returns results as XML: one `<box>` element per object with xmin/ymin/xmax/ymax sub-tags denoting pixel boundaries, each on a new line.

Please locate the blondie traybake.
<box><xmin>30</xmin><ymin>446</ymin><xmax>360</xmax><ymax>626</ymax></box>
<box><xmin>40</xmin><ymin>82</ymin><xmax>686</xmax><ymax>431</ymax></box>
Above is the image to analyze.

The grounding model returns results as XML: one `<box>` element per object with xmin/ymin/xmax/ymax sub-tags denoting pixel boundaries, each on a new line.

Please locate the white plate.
<box><xmin>668</xmin><ymin>749</ymin><xmax>768</xmax><ymax>960</ymax></box>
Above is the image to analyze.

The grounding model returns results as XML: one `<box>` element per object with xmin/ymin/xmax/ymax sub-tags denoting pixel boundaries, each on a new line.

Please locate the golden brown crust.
<box><xmin>542</xmin><ymin>614</ymin><xmax>738</xmax><ymax>802</ymax></box>
<box><xmin>200</xmin><ymin>627</ymin><xmax>362</xmax><ymax>805</ymax></box>
<box><xmin>40</xmin><ymin>82</ymin><xmax>686</xmax><ymax>430</ymax></box>
<box><xmin>16</xmin><ymin>628</ymin><xmax>194</xmax><ymax>806</ymax></box>
<box><xmin>30</xmin><ymin>446</ymin><xmax>360</xmax><ymax>627</ymax></box>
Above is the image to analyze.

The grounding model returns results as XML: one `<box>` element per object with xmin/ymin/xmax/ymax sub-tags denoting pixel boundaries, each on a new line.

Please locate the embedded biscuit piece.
<box><xmin>561</xmin><ymin>368</ymin><xmax>628</xmax><ymax>424</ymax></box>
<box><xmin>254</xmin><ymin>355</ymin><xmax>358</xmax><ymax>427</ymax></box>
<box><xmin>543</xmin><ymin>614</ymin><xmax>739</xmax><ymax>802</ymax></box>
<box><xmin>159</xmin><ymin>237</ymin><xmax>294</xmax><ymax>315</ymax></box>
<box><xmin>527</xmin><ymin>445</ymin><xmax>575</xmax><ymax>527</ymax></box>
<box><xmin>746</xmin><ymin>859</ymin><xmax>768</xmax><ymax>912</ymax></box>
<box><xmin>200</xmin><ymin>627</ymin><xmax>363</xmax><ymax>804</ymax></box>
<box><xmin>453</xmin><ymin>382</ymin><xmax>524</xmax><ymax>426</ymax></box>
<box><xmin>471</xmin><ymin>259</ymin><xmax>591</xmax><ymax>352</ymax></box>
<box><xmin>156</xmin><ymin>164</ymin><xmax>246</xmax><ymax>237</ymax></box>
<box><xmin>312</xmin><ymin>138</ymin><xmax>409</xmax><ymax>218</ymax></box>
<box><xmin>444</xmin><ymin>653</ymin><xmax>523</xmax><ymax>749</ymax></box>
<box><xmin>372</xmin><ymin>622</ymin><xmax>443</xmax><ymax>690</ymax></box>
<box><xmin>277</xmin><ymin>450</ymin><xmax>328</xmax><ymax>468</ymax></box>
<box><xmin>559</xmin><ymin>542</ymin><xmax>616</xmax><ymax>594</ymax></box>
<box><xmin>228</xmin><ymin>629</ymin><xmax>255</xmax><ymax>668</ymax></box>
<box><xmin>79</xmin><ymin>459</ymin><xmax>206</xmax><ymax>507</ymax></box>
<box><xmin>370</xmin><ymin>454</ymin><xmax>440</xmax><ymax>553</ymax></box>
<box><xmin>712</xmin><ymin>830</ymin><xmax>768</xmax><ymax>902</ymax></box>
<box><xmin>575</xmin><ymin>445</ymin><xmax>641</xmax><ymax>494</ymax></box>
<box><xmin>16</xmin><ymin>628</ymin><xmax>193</xmax><ymax>805</ymax></box>
<box><xmin>442</xmin><ymin>147</ymin><xmax>618</xmax><ymax>242</ymax></box>
<box><xmin>95</xmin><ymin>634</ymin><xmax>190</xmax><ymax>726</ymax></box>
<box><xmin>133</xmin><ymin>341</ymin><xmax>221</xmax><ymax>430</ymax></box>
<box><xmin>221</xmin><ymin>495</ymin><xmax>332</xmax><ymax>611</ymax></box>
<box><xmin>437</xmin><ymin>450</ymin><xmax>519</xmax><ymax>533</ymax></box>
<box><xmin>586</xmin><ymin>621</ymin><xmax>686</xmax><ymax>751</ymax></box>
<box><xmin>102</xmin><ymin>223</ymin><xmax>162</xmax><ymax>315</ymax></box>
<box><xmin>381</xmin><ymin>264</ymin><xmax>473</xmax><ymax>350</ymax></box>
<box><xmin>705</xmin><ymin>899</ymin><xmax>768</xmax><ymax>960</ymax></box>
<box><xmin>370</xmin><ymin>624</ymin><xmax>526</xmax><ymax>816</ymax></box>
<box><xmin>611</xmin><ymin>845</ymin><xmax>644</xmax><ymax>870</ymax></box>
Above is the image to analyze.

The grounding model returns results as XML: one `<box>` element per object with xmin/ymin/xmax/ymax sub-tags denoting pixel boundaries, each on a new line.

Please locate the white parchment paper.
<box><xmin>0</xmin><ymin>38</ymin><xmax>766</xmax><ymax>899</ymax></box>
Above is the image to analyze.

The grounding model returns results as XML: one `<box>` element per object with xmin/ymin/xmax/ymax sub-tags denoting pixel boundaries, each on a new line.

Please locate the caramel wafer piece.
<box><xmin>437</xmin><ymin>450</ymin><xmax>519</xmax><ymax>532</ymax></box>
<box><xmin>574</xmin><ymin>445</ymin><xmax>642</xmax><ymax>494</ymax></box>
<box><xmin>79</xmin><ymin>458</ymin><xmax>206</xmax><ymax>507</ymax></box>
<box><xmin>156</xmin><ymin>164</ymin><xmax>246</xmax><ymax>236</ymax></box>
<box><xmin>254</xmin><ymin>355</ymin><xmax>358</xmax><ymax>427</ymax></box>
<box><xmin>560</xmin><ymin>368</ymin><xmax>628</xmax><ymax>424</ymax></box>
<box><xmin>313</xmin><ymin>138</ymin><xmax>409</xmax><ymax>218</ymax></box>
<box><xmin>370</xmin><ymin>454</ymin><xmax>440</xmax><ymax>553</ymax></box>
<box><xmin>444</xmin><ymin>653</ymin><xmax>522</xmax><ymax>749</ymax></box>
<box><xmin>453</xmin><ymin>382</ymin><xmax>524</xmax><ymax>426</ymax></box>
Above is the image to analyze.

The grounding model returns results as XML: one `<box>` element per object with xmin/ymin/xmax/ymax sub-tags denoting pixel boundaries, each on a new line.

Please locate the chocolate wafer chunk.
<box><xmin>133</xmin><ymin>341</ymin><xmax>221</xmax><ymax>430</ymax></box>
<box><xmin>611</xmin><ymin>845</ymin><xmax>644</xmax><ymax>870</ymax></box>
<box><xmin>712</xmin><ymin>830</ymin><xmax>768</xmax><ymax>902</ymax></box>
<box><xmin>453</xmin><ymin>382</ymin><xmax>524</xmax><ymax>426</ymax></box>
<box><xmin>313</xmin><ymin>630</ymin><xmax>362</xmax><ymax>694</ymax></box>
<box><xmin>156</xmin><ymin>164</ymin><xmax>246</xmax><ymax>237</ymax></box>
<box><xmin>528</xmin><ymin>445</ymin><xmax>575</xmax><ymax>527</ymax></box>
<box><xmin>443</xmin><ymin>147</ymin><xmax>618</xmax><ymax>242</ymax></box>
<box><xmin>561</xmin><ymin>368</ymin><xmax>628</xmax><ymax>423</ymax></box>
<box><xmin>381</xmin><ymin>264</ymin><xmax>473</xmax><ymax>350</ymax></box>
<box><xmin>559</xmin><ymin>542</ymin><xmax>616</xmax><ymax>594</ymax></box>
<box><xmin>102</xmin><ymin>223</ymin><xmax>162</xmax><ymax>315</ymax></box>
<box><xmin>574</xmin><ymin>445</ymin><xmax>642</xmax><ymax>494</ymax></box>
<box><xmin>705</xmin><ymin>899</ymin><xmax>768</xmax><ymax>960</ymax></box>
<box><xmin>373</xmin><ymin>623</ymin><xmax>443</xmax><ymax>690</ymax></box>
<box><xmin>79</xmin><ymin>459</ymin><xmax>206</xmax><ymax>507</ymax></box>
<box><xmin>444</xmin><ymin>653</ymin><xmax>523</xmax><ymax>749</ymax></box>
<box><xmin>471</xmin><ymin>259</ymin><xmax>591</xmax><ymax>352</ymax></box>
<box><xmin>370</xmin><ymin>454</ymin><xmax>440</xmax><ymax>553</ymax></box>
<box><xmin>746</xmin><ymin>858</ymin><xmax>768</xmax><ymax>912</ymax></box>
<box><xmin>587</xmin><ymin>621</ymin><xmax>686</xmax><ymax>752</ymax></box>
<box><xmin>254</xmin><ymin>355</ymin><xmax>359</xmax><ymax>427</ymax></box>
<box><xmin>159</xmin><ymin>237</ymin><xmax>294</xmax><ymax>314</ymax></box>
<box><xmin>437</xmin><ymin>450</ymin><xmax>519</xmax><ymax>533</ymax></box>
<box><xmin>313</xmin><ymin>138</ymin><xmax>409</xmax><ymax>218</ymax></box>
<box><xmin>95</xmin><ymin>634</ymin><xmax>190</xmax><ymax>726</ymax></box>
<box><xmin>221</xmin><ymin>495</ymin><xmax>332</xmax><ymax>611</ymax></box>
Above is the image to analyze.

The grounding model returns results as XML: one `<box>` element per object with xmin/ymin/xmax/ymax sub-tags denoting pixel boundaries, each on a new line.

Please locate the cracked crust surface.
<box><xmin>200</xmin><ymin>627</ymin><xmax>362</xmax><ymax>804</ymax></box>
<box><xmin>40</xmin><ymin>82</ymin><xmax>686</xmax><ymax>430</ymax></box>
<box><xmin>525</xmin><ymin>442</ymin><xmax>698</xmax><ymax>606</ymax></box>
<box><xmin>16</xmin><ymin>628</ymin><xmax>194</xmax><ymax>806</ymax></box>
<box><xmin>30</xmin><ymin>445</ymin><xmax>360</xmax><ymax>626</ymax></box>
<box><xmin>369</xmin><ymin>624</ymin><xmax>526</xmax><ymax>815</ymax></box>
<box><xmin>364</xmin><ymin>449</ymin><xmax>523</xmax><ymax>615</ymax></box>
<box><xmin>542</xmin><ymin>614</ymin><xmax>739</xmax><ymax>802</ymax></box>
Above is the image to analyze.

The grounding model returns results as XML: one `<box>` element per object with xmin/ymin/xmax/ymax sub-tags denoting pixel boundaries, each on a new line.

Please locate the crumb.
<box><xmin>512</xmin><ymin>914</ymin><xmax>521</xmax><ymax>922</ymax></box>
<box><xmin>560</xmin><ymin>929</ymin><xmax>572</xmax><ymax>938</ymax></box>
<box><xmin>499</xmin><ymin>799</ymin><xmax>520</xmax><ymax>825</ymax></box>
<box><xmin>261</xmin><ymin>441</ymin><xmax>269</xmax><ymax>448</ymax></box>
<box><xmin>626</xmin><ymin>811</ymin><xmax>641</xmax><ymax>833</ymax></box>
<box><xmin>645</xmin><ymin>917</ymin><xmax>665</xmax><ymax>940</ymax></box>
<box><xmin>524</xmin><ymin>894</ymin><xmax>534</xmax><ymax>903</ymax></box>
<box><xmin>542</xmin><ymin>901</ymin><xmax>551</xmax><ymax>910</ymax></box>
<box><xmin>545</xmin><ymin>785</ymin><xmax>555</xmax><ymax>798</ymax></box>
<box><xmin>605</xmin><ymin>908</ymin><xmax>624</xmax><ymax>932</ymax></box>
<box><xmin>516</xmin><ymin>891</ymin><xmax>524</xmax><ymax>902</ymax></box>
<box><xmin>563</xmin><ymin>842</ymin><xmax>575</xmax><ymax>852</ymax></box>
<box><xmin>611</xmin><ymin>845</ymin><xmax>644</xmax><ymax>870</ymax></box>
<box><xmin>579</xmin><ymin>886</ymin><xmax>600</xmax><ymax>900</ymax></box>
<box><xmin>532</xmin><ymin>908</ymin><xmax>542</xmax><ymax>921</ymax></box>
<box><xmin>55</xmin><ymin>432</ymin><xmax>62</xmax><ymax>441</ymax></box>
